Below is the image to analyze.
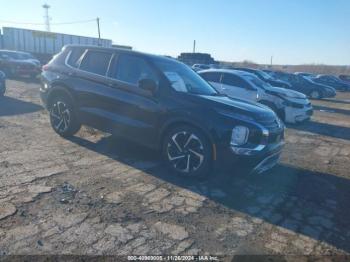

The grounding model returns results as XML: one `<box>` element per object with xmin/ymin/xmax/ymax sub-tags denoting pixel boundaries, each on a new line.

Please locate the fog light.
<box><xmin>231</xmin><ymin>126</ymin><xmax>249</xmax><ymax>146</ymax></box>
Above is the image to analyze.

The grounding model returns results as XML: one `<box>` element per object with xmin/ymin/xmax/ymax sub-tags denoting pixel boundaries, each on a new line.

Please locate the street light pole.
<box><xmin>96</xmin><ymin>17</ymin><xmax>101</xmax><ymax>45</ymax></box>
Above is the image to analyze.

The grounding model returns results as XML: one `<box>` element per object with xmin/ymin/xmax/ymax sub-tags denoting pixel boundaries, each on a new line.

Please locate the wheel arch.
<box><xmin>47</xmin><ymin>82</ymin><xmax>76</xmax><ymax>110</ymax></box>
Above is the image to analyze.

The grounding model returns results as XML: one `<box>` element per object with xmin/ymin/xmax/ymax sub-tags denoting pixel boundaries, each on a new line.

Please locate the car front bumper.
<box><xmin>284</xmin><ymin>105</ymin><xmax>313</xmax><ymax>124</ymax></box>
<box><xmin>324</xmin><ymin>90</ymin><xmax>336</xmax><ymax>98</ymax></box>
<box><xmin>216</xmin><ymin>139</ymin><xmax>284</xmax><ymax>175</ymax></box>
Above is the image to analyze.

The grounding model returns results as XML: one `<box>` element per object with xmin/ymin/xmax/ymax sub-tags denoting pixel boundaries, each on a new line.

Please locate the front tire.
<box><xmin>49</xmin><ymin>94</ymin><xmax>81</xmax><ymax>137</ymax></box>
<box><xmin>162</xmin><ymin>125</ymin><xmax>212</xmax><ymax>178</ymax></box>
<box><xmin>0</xmin><ymin>85</ymin><xmax>5</xmax><ymax>97</ymax></box>
<box><xmin>310</xmin><ymin>90</ymin><xmax>321</xmax><ymax>99</ymax></box>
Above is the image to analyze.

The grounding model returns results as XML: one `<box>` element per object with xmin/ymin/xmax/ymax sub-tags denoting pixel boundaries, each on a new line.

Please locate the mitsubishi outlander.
<box><xmin>40</xmin><ymin>45</ymin><xmax>284</xmax><ymax>178</ymax></box>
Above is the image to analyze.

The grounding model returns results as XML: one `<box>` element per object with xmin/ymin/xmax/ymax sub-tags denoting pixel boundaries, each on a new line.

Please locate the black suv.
<box><xmin>271</xmin><ymin>71</ymin><xmax>336</xmax><ymax>99</ymax></box>
<box><xmin>233</xmin><ymin>67</ymin><xmax>292</xmax><ymax>89</ymax></box>
<box><xmin>40</xmin><ymin>45</ymin><xmax>284</xmax><ymax>178</ymax></box>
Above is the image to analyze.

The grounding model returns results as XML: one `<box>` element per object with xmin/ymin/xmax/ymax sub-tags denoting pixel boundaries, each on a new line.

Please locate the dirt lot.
<box><xmin>1</xmin><ymin>79</ymin><xmax>350</xmax><ymax>256</ymax></box>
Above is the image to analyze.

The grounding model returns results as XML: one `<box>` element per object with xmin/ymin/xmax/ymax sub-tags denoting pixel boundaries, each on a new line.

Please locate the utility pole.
<box><xmin>96</xmin><ymin>17</ymin><xmax>101</xmax><ymax>46</ymax></box>
<box><xmin>193</xmin><ymin>40</ymin><xmax>196</xmax><ymax>53</ymax></box>
<box><xmin>42</xmin><ymin>3</ymin><xmax>51</xmax><ymax>32</ymax></box>
<box><xmin>270</xmin><ymin>55</ymin><xmax>273</xmax><ymax>67</ymax></box>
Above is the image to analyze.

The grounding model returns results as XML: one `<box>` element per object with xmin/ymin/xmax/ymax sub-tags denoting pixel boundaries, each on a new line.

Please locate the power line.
<box><xmin>0</xmin><ymin>18</ymin><xmax>96</xmax><ymax>26</ymax></box>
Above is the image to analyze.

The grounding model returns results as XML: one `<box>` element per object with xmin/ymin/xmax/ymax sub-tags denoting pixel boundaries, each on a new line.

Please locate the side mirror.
<box><xmin>139</xmin><ymin>79</ymin><xmax>158</xmax><ymax>94</ymax></box>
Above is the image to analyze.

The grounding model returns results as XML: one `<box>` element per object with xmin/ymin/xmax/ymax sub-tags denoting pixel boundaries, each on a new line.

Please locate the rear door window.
<box><xmin>79</xmin><ymin>50</ymin><xmax>112</xmax><ymax>76</ymax></box>
<box><xmin>112</xmin><ymin>54</ymin><xmax>158</xmax><ymax>86</ymax></box>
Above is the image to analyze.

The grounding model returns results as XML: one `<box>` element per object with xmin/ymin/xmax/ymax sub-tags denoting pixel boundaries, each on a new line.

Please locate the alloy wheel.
<box><xmin>50</xmin><ymin>101</ymin><xmax>71</xmax><ymax>133</ymax></box>
<box><xmin>166</xmin><ymin>131</ymin><xmax>205</xmax><ymax>174</ymax></box>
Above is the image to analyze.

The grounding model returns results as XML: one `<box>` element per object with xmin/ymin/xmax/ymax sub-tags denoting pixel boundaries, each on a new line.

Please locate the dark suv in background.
<box><xmin>0</xmin><ymin>50</ymin><xmax>41</xmax><ymax>78</ymax></box>
<box><xmin>40</xmin><ymin>45</ymin><xmax>284</xmax><ymax>178</ymax></box>
<box><xmin>233</xmin><ymin>67</ymin><xmax>292</xmax><ymax>89</ymax></box>
<box><xmin>312</xmin><ymin>74</ymin><xmax>350</xmax><ymax>91</ymax></box>
<box><xmin>271</xmin><ymin>71</ymin><xmax>336</xmax><ymax>99</ymax></box>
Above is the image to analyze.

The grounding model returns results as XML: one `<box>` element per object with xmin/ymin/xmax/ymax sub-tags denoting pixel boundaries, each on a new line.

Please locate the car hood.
<box><xmin>187</xmin><ymin>94</ymin><xmax>277</xmax><ymax>122</ymax></box>
<box><xmin>265</xmin><ymin>85</ymin><xmax>306</xmax><ymax>99</ymax></box>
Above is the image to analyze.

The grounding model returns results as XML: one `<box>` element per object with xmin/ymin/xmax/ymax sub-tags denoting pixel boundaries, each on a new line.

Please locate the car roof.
<box><xmin>198</xmin><ymin>68</ymin><xmax>256</xmax><ymax>77</ymax></box>
<box><xmin>0</xmin><ymin>50</ymin><xmax>31</xmax><ymax>55</ymax></box>
<box><xmin>64</xmin><ymin>44</ymin><xmax>176</xmax><ymax>63</ymax></box>
<box><xmin>232</xmin><ymin>67</ymin><xmax>259</xmax><ymax>72</ymax></box>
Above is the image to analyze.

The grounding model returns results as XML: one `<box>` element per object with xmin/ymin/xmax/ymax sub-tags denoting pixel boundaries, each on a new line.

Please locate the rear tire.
<box><xmin>49</xmin><ymin>94</ymin><xmax>81</xmax><ymax>137</ymax></box>
<box><xmin>162</xmin><ymin>125</ymin><xmax>212</xmax><ymax>179</ymax></box>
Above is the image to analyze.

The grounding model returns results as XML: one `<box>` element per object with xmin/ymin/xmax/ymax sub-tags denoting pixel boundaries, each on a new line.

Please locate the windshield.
<box><xmin>257</xmin><ymin>70</ymin><xmax>273</xmax><ymax>80</ymax></box>
<box><xmin>301</xmin><ymin>75</ymin><xmax>315</xmax><ymax>83</ymax></box>
<box><xmin>245</xmin><ymin>74</ymin><xmax>271</xmax><ymax>90</ymax></box>
<box><xmin>153</xmin><ymin>58</ymin><xmax>218</xmax><ymax>96</ymax></box>
<box><xmin>329</xmin><ymin>76</ymin><xmax>341</xmax><ymax>82</ymax></box>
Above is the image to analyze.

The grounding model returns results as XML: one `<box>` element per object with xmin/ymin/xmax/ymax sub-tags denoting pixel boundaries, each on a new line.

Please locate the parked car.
<box><xmin>0</xmin><ymin>50</ymin><xmax>41</xmax><ymax>78</ymax></box>
<box><xmin>199</xmin><ymin>69</ymin><xmax>313</xmax><ymax>124</ymax></box>
<box><xmin>294</xmin><ymin>72</ymin><xmax>316</xmax><ymax>77</ymax></box>
<box><xmin>312</xmin><ymin>74</ymin><xmax>350</xmax><ymax>91</ymax></box>
<box><xmin>232</xmin><ymin>67</ymin><xmax>292</xmax><ymax>89</ymax></box>
<box><xmin>339</xmin><ymin>74</ymin><xmax>350</xmax><ymax>84</ymax></box>
<box><xmin>271</xmin><ymin>71</ymin><xmax>336</xmax><ymax>99</ymax></box>
<box><xmin>262</xmin><ymin>69</ymin><xmax>274</xmax><ymax>75</ymax></box>
<box><xmin>40</xmin><ymin>45</ymin><xmax>284</xmax><ymax>178</ymax></box>
<box><xmin>192</xmin><ymin>64</ymin><xmax>211</xmax><ymax>72</ymax></box>
<box><xmin>0</xmin><ymin>70</ymin><xmax>6</xmax><ymax>96</ymax></box>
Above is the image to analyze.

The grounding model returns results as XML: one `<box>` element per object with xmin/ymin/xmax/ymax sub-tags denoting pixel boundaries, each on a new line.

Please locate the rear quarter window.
<box><xmin>67</xmin><ymin>49</ymin><xmax>85</xmax><ymax>68</ymax></box>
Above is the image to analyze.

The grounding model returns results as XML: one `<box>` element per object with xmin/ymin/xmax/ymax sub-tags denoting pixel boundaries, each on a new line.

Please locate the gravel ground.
<box><xmin>1</xmin><ymin>79</ymin><xmax>350</xmax><ymax>256</ymax></box>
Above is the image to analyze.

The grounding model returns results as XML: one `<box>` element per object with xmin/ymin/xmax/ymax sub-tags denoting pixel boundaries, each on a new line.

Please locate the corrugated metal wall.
<box><xmin>1</xmin><ymin>27</ymin><xmax>112</xmax><ymax>55</ymax></box>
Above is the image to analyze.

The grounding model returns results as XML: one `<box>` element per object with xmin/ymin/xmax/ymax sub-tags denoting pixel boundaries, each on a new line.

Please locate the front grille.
<box><xmin>248</xmin><ymin>129</ymin><xmax>261</xmax><ymax>145</ymax></box>
<box><xmin>268</xmin><ymin>133</ymin><xmax>282</xmax><ymax>143</ymax></box>
<box><xmin>256</xmin><ymin>116</ymin><xmax>284</xmax><ymax>145</ymax></box>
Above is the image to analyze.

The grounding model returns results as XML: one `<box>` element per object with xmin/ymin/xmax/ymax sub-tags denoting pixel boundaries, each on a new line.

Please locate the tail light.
<box><xmin>42</xmin><ymin>64</ymin><xmax>49</xmax><ymax>71</ymax></box>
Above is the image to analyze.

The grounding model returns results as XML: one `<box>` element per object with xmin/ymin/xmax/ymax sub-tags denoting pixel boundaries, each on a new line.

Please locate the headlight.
<box><xmin>231</xmin><ymin>126</ymin><xmax>249</xmax><ymax>146</ymax></box>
